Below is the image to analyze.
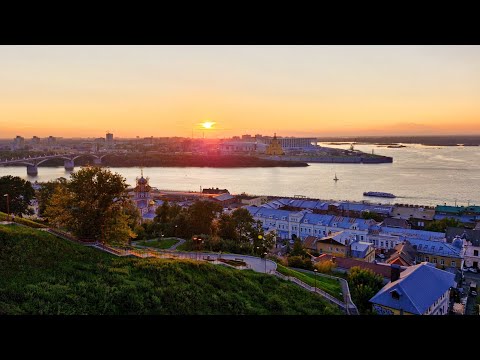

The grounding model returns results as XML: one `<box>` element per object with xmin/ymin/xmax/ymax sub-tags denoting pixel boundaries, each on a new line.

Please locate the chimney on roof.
<box><xmin>391</xmin><ymin>264</ymin><xmax>401</xmax><ymax>282</ymax></box>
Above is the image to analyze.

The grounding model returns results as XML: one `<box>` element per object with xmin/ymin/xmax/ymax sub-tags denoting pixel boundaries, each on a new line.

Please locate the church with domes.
<box><xmin>265</xmin><ymin>133</ymin><xmax>285</xmax><ymax>155</ymax></box>
<box><xmin>132</xmin><ymin>170</ymin><xmax>162</xmax><ymax>222</ymax></box>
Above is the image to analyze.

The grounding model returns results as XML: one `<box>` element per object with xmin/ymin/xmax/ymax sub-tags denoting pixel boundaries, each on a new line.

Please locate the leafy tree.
<box><xmin>231</xmin><ymin>207</ymin><xmax>255</xmax><ymax>243</ymax></box>
<box><xmin>425</xmin><ymin>218</ymin><xmax>461</xmax><ymax>233</ymax></box>
<box><xmin>287</xmin><ymin>255</ymin><xmax>314</xmax><ymax>270</ymax></box>
<box><xmin>314</xmin><ymin>260</ymin><xmax>336</xmax><ymax>274</ymax></box>
<box><xmin>37</xmin><ymin>178</ymin><xmax>67</xmax><ymax>217</ymax></box>
<box><xmin>290</xmin><ymin>238</ymin><xmax>307</xmax><ymax>258</ymax></box>
<box><xmin>347</xmin><ymin>266</ymin><xmax>384</xmax><ymax>314</ymax></box>
<box><xmin>155</xmin><ymin>200</ymin><xmax>170</xmax><ymax>224</ymax></box>
<box><xmin>45</xmin><ymin>167</ymin><xmax>136</xmax><ymax>244</ymax></box>
<box><xmin>361</xmin><ymin>211</ymin><xmax>383</xmax><ymax>222</ymax></box>
<box><xmin>0</xmin><ymin>175</ymin><xmax>35</xmax><ymax>216</ymax></box>
<box><xmin>251</xmin><ymin>220</ymin><xmax>276</xmax><ymax>254</ymax></box>
<box><xmin>218</xmin><ymin>213</ymin><xmax>237</xmax><ymax>241</ymax></box>
<box><xmin>188</xmin><ymin>200</ymin><xmax>223</xmax><ymax>236</ymax></box>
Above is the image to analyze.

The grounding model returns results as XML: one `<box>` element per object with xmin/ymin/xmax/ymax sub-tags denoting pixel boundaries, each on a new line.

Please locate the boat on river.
<box><xmin>363</xmin><ymin>191</ymin><xmax>396</xmax><ymax>198</ymax></box>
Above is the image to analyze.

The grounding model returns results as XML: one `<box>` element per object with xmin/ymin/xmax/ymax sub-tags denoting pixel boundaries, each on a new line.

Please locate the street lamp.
<box><xmin>174</xmin><ymin>224</ymin><xmax>178</xmax><ymax>237</ymax></box>
<box><xmin>3</xmin><ymin>194</ymin><xmax>10</xmax><ymax>221</ymax></box>
<box><xmin>263</xmin><ymin>252</ymin><xmax>268</xmax><ymax>274</ymax></box>
<box><xmin>193</xmin><ymin>236</ymin><xmax>202</xmax><ymax>260</ymax></box>
<box><xmin>313</xmin><ymin>269</ymin><xmax>318</xmax><ymax>293</ymax></box>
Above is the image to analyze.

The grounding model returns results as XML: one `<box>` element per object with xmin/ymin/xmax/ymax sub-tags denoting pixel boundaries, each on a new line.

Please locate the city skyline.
<box><xmin>1</xmin><ymin>45</ymin><xmax>480</xmax><ymax>138</ymax></box>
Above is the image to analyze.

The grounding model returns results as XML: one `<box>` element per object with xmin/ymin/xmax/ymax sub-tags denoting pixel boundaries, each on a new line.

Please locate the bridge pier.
<box><xmin>27</xmin><ymin>165</ymin><xmax>38</xmax><ymax>176</ymax></box>
<box><xmin>93</xmin><ymin>158</ymin><xmax>102</xmax><ymax>165</ymax></box>
<box><xmin>64</xmin><ymin>159</ymin><xmax>75</xmax><ymax>171</ymax></box>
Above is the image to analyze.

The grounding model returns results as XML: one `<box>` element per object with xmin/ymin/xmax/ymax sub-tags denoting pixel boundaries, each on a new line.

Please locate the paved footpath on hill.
<box><xmin>292</xmin><ymin>267</ymin><xmax>359</xmax><ymax>315</ymax></box>
<box><xmin>44</xmin><ymin>228</ymin><xmax>353</xmax><ymax>314</ymax></box>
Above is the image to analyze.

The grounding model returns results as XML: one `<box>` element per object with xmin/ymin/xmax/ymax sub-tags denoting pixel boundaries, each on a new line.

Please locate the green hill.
<box><xmin>0</xmin><ymin>225</ymin><xmax>340</xmax><ymax>315</ymax></box>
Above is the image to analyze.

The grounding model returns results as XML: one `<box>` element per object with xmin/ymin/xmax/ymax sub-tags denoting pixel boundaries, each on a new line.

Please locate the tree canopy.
<box><xmin>45</xmin><ymin>167</ymin><xmax>137</xmax><ymax>244</ymax></box>
<box><xmin>37</xmin><ymin>178</ymin><xmax>67</xmax><ymax>217</ymax></box>
<box><xmin>425</xmin><ymin>217</ymin><xmax>461</xmax><ymax>232</ymax></box>
<box><xmin>0</xmin><ymin>176</ymin><xmax>35</xmax><ymax>216</ymax></box>
<box><xmin>347</xmin><ymin>266</ymin><xmax>384</xmax><ymax>314</ymax></box>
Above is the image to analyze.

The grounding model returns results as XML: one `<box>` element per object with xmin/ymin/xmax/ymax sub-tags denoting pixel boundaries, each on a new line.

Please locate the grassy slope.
<box><xmin>0</xmin><ymin>225</ymin><xmax>340</xmax><ymax>315</ymax></box>
<box><xmin>136</xmin><ymin>238</ymin><xmax>179</xmax><ymax>249</ymax></box>
<box><xmin>276</xmin><ymin>264</ymin><xmax>343</xmax><ymax>300</ymax></box>
<box><xmin>0</xmin><ymin>212</ymin><xmax>47</xmax><ymax>228</ymax></box>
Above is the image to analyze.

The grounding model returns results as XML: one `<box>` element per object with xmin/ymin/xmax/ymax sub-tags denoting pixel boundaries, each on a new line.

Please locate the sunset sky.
<box><xmin>1</xmin><ymin>45</ymin><xmax>480</xmax><ymax>139</ymax></box>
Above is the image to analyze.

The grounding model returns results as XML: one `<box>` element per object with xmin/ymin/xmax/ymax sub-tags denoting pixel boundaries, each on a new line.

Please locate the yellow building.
<box><xmin>415</xmin><ymin>253</ymin><xmax>462</xmax><ymax>270</ymax></box>
<box><xmin>265</xmin><ymin>133</ymin><xmax>285</xmax><ymax>155</ymax></box>
<box><xmin>315</xmin><ymin>232</ymin><xmax>348</xmax><ymax>257</ymax></box>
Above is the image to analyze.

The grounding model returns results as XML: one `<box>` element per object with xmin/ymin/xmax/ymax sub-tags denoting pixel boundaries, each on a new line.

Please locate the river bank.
<box><xmin>1</xmin><ymin>154</ymin><xmax>309</xmax><ymax>168</ymax></box>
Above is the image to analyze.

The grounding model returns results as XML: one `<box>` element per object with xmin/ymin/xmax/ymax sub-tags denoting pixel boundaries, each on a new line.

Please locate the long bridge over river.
<box><xmin>0</xmin><ymin>152</ymin><xmax>115</xmax><ymax>175</ymax></box>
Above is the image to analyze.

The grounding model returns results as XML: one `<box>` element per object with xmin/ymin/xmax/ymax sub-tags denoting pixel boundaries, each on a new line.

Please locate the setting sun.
<box><xmin>201</xmin><ymin>121</ymin><xmax>216</xmax><ymax>129</ymax></box>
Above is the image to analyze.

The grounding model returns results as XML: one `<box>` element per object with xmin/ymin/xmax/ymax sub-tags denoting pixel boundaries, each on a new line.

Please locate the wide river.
<box><xmin>1</xmin><ymin>143</ymin><xmax>479</xmax><ymax>207</ymax></box>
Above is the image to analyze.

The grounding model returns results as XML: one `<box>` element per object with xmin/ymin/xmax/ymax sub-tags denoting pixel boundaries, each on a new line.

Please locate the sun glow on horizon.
<box><xmin>201</xmin><ymin>121</ymin><xmax>216</xmax><ymax>129</ymax></box>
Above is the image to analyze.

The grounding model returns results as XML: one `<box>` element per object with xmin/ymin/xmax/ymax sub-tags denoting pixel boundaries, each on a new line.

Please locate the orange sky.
<box><xmin>1</xmin><ymin>45</ymin><xmax>480</xmax><ymax>138</ymax></box>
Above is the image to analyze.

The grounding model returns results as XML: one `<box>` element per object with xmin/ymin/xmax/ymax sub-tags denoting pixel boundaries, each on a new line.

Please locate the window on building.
<box><xmin>391</xmin><ymin>291</ymin><xmax>400</xmax><ymax>300</ymax></box>
<box><xmin>425</xmin><ymin>256</ymin><xmax>430</xmax><ymax>262</ymax></box>
<box><xmin>418</xmin><ymin>221</ymin><xmax>424</xmax><ymax>227</ymax></box>
<box><xmin>440</xmin><ymin>259</ymin><xmax>445</xmax><ymax>265</ymax></box>
<box><xmin>451</xmin><ymin>261</ymin><xmax>456</xmax><ymax>267</ymax></box>
<box><xmin>329</xmin><ymin>247</ymin><xmax>333</xmax><ymax>251</ymax></box>
<box><xmin>474</xmin><ymin>250</ymin><xmax>479</xmax><ymax>257</ymax></box>
<box><xmin>360</xmin><ymin>235</ymin><xmax>364</xmax><ymax>240</ymax></box>
<box><xmin>380</xmin><ymin>241</ymin><xmax>384</xmax><ymax>247</ymax></box>
<box><xmin>433</xmin><ymin>258</ymin><xmax>437</xmax><ymax>264</ymax></box>
<box><xmin>335</xmin><ymin>248</ymin><xmax>339</xmax><ymax>252</ymax></box>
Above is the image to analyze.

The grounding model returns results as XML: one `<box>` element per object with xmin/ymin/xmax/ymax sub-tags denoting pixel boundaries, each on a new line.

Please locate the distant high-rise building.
<box><xmin>12</xmin><ymin>136</ymin><xmax>25</xmax><ymax>150</ymax></box>
<box><xmin>242</xmin><ymin>134</ymin><xmax>252</xmax><ymax>141</ymax></box>
<box><xmin>31</xmin><ymin>136</ymin><xmax>41</xmax><ymax>149</ymax></box>
<box><xmin>106</xmin><ymin>132</ymin><xmax>114</xmax><ymax>148</ymax></box>
<box><xmin>47</xmin><ymin>136</ymin><xmax>56</xmax><ymax>147</ymax></box>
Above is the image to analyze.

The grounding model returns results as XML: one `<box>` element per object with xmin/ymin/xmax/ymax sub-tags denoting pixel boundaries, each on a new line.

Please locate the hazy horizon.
<box><xmin>3</xmin><ymin>134</ymin><xmax>480</xmax><ymax>141</ymax></box>
<box><xmin>1</xmin><ymin>45</ymin><xmax>480</xmax><ymax>138</ymax></box>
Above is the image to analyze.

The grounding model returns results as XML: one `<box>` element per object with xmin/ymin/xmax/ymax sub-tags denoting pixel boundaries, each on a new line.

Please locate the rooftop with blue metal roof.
<box><xmin>380</xmin><ymin>227</ymin><xmax>445</xmax><ymax>241</ymax></box>
<box><xmin>407</xmin><ymin>238</ymin><xmax>463</xmax><ymax>258</ymax></box>
<box><xmin>370</xmin><ymin>262</ymin><xmax>455</xmax><ymax>315</ymax></box>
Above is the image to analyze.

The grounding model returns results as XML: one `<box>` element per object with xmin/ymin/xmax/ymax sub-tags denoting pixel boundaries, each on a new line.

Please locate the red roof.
<box><xmin>316</xmin><ymin>254</ymin><xmax>393</xmax><ymax>279</ymax></box>
<box><xmin>304</xmin><ymin>236</ymin><xmax>318</xmax><ymax>250</ymax></box>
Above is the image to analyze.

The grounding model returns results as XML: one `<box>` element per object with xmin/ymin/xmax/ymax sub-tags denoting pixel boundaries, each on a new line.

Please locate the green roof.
<box><xmin>435</xmin><ymin>205</ymin><xmax>464</xmax><ymax>214</ymax></box>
